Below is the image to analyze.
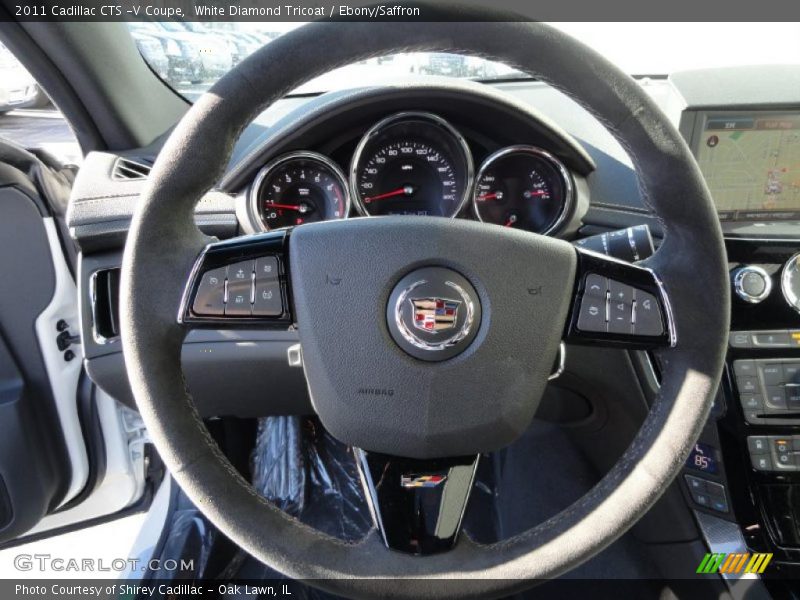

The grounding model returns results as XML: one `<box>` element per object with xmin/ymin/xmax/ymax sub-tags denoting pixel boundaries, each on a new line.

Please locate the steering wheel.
<box><xmin>120</xmin><ymin>12</ymin><xmax>729</xmax><ymax>598</ymax></box>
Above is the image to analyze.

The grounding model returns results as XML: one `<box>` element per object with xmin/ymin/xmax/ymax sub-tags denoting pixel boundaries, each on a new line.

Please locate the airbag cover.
<box><xmin>289</xmin><ymin>216</ymin><xmax>576</xmax><ymax>458</ymax></box>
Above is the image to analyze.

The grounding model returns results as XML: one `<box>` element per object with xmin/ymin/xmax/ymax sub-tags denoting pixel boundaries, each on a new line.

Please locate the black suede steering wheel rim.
<box><xmin>120</xmin><ymin>14</ymin><xmax>729</xmax><ymax>599</ymax></box>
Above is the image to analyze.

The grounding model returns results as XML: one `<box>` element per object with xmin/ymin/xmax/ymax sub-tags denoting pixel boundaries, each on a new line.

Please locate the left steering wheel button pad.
<box><xmin>184</xmin><ymin>243</ymin><xmax>288</xmax><ymax>323</ymax></box>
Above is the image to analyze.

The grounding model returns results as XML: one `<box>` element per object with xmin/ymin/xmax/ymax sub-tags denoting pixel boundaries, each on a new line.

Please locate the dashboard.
<box><xmin>242</xmin><ymin>104</ymin><xmax>584</xmax><ymax>237</ymax></box>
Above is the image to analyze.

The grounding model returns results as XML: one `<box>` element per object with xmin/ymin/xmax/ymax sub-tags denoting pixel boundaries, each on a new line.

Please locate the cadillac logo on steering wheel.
<box><xmin>387</xmin><ymin>267</ymin><xmax>481</xmax><ymax>361</ymax></box>
<box><xmin>410</xmin><ymin>297</ymin><xmax>461</xmax><ymax>333</ymax></box>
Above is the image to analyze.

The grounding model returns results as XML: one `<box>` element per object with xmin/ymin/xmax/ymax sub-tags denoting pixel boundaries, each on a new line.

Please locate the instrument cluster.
<box><xmin>248</xmin><ymin>110</ymin><xmax>576</xmax><ymax>235</ymax></box>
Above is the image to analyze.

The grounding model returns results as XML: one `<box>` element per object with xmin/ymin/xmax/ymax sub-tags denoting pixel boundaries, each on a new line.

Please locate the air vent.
<box><xmin>112</xmin><ymin>157</ymin><xmax>152</xmax><ymax>181</ymax></box>
<box><xmin>91</xmin><ymin>268</ymin><xmax>121</xmax><ymax>343</ymax></box>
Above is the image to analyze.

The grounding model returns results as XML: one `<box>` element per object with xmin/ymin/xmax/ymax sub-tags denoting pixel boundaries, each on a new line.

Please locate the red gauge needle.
<box><xmin>477</xmin><ymin>192</ymin><xmax>501</xmax><ymax>201</ymax></box>
<box><xmin>504</xmin><ymin>215</ymin><xmax>518</xmax><ymax>227</ymax></box>
<box><xmin>364</xmin><ymin>185</ymin><xmax>415</xmax><ymax>204</ymax></box>
<box><xmin>267</xmin><ymin>202</ymin><xmax>311</xmax><ymax>213</ymax></box>
<box><xmin>524</xmin><ymin>190</ymin><xmax>547</xmax><ymax>198</ymax></box>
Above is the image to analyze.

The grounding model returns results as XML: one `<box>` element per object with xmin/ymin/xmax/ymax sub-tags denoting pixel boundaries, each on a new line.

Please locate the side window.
<box><xmin>0</xmin><ymin>42</ymin><xmax>80</xmax><ymax>165</ymax></box>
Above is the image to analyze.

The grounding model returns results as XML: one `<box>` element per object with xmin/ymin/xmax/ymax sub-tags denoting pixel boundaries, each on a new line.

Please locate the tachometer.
<box><xmin>351</xmin><ymin>112</ymin><xmax>473</xmax><ymax>217</ymax></box>
<box><xmin>473</xmin><ymin>146</ymin><xmax>573</xmax><ymax>235</ymax></box>
<box><xmin>249</xmin><ymin>151</ymin><xmax>350</xmax><ymax>231</ymax></box>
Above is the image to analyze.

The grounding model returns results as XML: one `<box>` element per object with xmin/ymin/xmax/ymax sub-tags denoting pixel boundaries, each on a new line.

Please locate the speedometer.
<box><xmin>351</xmin><ymin>112</ymin><xmax>473</xmax><ymax>217</ymax></box>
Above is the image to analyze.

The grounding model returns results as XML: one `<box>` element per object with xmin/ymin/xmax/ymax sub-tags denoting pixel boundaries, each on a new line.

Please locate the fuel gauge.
<box><xmin>473</xmin><ymin>145</ymin><xmax>574</xmax><ymax>235</ymax></box>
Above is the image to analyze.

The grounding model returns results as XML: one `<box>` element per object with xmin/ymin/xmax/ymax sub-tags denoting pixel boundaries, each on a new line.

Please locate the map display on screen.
<box><xmin>695</xmin><ymin>114</ymin><xmax>800</xmax><ymax>221</ymax></box>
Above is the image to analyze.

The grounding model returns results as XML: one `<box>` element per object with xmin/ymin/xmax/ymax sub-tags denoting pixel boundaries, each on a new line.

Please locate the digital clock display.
<box><xmin>685</xmin><ymin>442</ymin><xmax>719</xmax><ymax>474</ymax></box>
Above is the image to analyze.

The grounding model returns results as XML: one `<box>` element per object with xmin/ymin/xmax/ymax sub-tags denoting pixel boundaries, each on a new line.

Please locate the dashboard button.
<box><xmin>706</xmin><ymin>481</ymin><xmax>726</xmax><ymax>498</ymax></box>
<box><xmin>752</xmin><ymin>331</ymin><xmax>791</xmax><ymax>348</ymax></box>
<box><xmin>736</xmin><ymin>376</ymin><xmax>759</xmax><ymax>395</ymax></box>
<box><xmin>784</xmin><ymin>362</ymin><xmax>800</xmax><ymax>384</ymax></box>
<box><xmin>751</xmin><ymin>454</ymin><xmax>773</xmax><ymax>471</ymax></box>
<box><xmin>764</xmin><ymin>386</ymin><xmax>788</xmax><ymax>410</ymax></box>
<box><xmin>729</xmin><ymin>331</ymin><xmax>752</xmax><ymax>348</ymax></box>
<box><xmin>787</xmin><ymin>387</ymin><xmax>800</xmax><ymax>410</ymax></box>
<box><xmin>733</xmin><ymin>359</ymin><xmax>757</xmax><ymax>378</ymax></box>
<box><xmin>733</xmin><ymin>266</ymin><xmax>771</xmax><ymax>304</ymax></box>
<box><xmin>710</xmin><ymin>497</ymin><xmax>729</xmax><ymax>513</ymax></box>
<box><xmin>192</xmin><ymin>267</ymin><xmax>226</xmax><ymax>316</ymax></box>
<box><xmin>252</xmin><ymin>281</ymin><xmax>283</xmax><ymax>317</ymax></box>
<box><xmin>747</xmin><ymin>436</ymin><xmax>769</xmax><ymax>454</ymax></box>
<box><xmin>740</xmin><ymin>394</ymin><xmax>763</xmax><ymax>411</ymax></box>
<box><xmin>773</xmin><ymin>437</ymin><xmax>792</xmax><ymax>455</ymax></box>
<box><xmin>762</xmin><ymin>363</ymin><xmax>784</xmax><ymax>386</ymax></box>
<box><xmin>744</xmin><ymin>411</ymin><xmax>764</xmax><ymax>425</ymax></box>
<box><xmin>773</xmin><ymin>450</ymin><xmax>796</xmax><ymax>470</ymax></box>
<box><xmin>684</xmin><ymin>474</ymin><xmax>707</xmax><ymax>493</ymax></box>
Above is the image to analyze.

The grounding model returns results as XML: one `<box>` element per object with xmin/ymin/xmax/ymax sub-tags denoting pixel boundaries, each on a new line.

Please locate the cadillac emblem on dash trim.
<box><xmin>410</xmin><ymin>298</ymin><xmax>461</xmax><ymax>333</ymax></box>
<box><xmin>400</xmin><ymin>474</ymin><xmax>448</xmax><ymax>489</ymax></box>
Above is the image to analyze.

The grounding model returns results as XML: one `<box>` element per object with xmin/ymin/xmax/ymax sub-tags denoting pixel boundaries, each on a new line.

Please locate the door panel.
<box><xmin>0</xmin><ymin>186</ymin><xmax>72</xmax><ymax>543</ymax></box>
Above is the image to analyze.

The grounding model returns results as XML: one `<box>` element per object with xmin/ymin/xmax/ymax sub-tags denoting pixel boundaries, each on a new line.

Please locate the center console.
<box><xmin>679</xmin><ymin>108</ymin><xmax>800</xmax><ymax>580</ymax></box>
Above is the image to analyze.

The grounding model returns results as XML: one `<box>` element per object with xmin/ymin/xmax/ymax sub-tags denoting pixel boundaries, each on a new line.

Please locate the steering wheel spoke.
<box><xmin>178</xmin><ymin>230</ymin><xmax>294</xmax><ymax>328</ymax></box>
<box><xmin>355</xmin><ymin>449</ymin><xmax>479</xmax><ymax>555</ymax></box>
<box><xmin>564</xmin><ymin>247</ymin><xmax>676</xmax><ymax>349</ymax></box>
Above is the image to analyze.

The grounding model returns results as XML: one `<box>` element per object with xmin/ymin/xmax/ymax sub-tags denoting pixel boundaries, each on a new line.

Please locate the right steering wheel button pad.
<box><xmin>577</xmin><ymin>273</ymin><xmax>665</xmax><ymax>337</ymax></box>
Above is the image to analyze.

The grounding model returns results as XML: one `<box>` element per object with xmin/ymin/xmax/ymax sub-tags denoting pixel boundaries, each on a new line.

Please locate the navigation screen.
<box><xmin>695</xmin><ymin>114</ymin><xmax>800</xmax><ymax>221</ymax></box>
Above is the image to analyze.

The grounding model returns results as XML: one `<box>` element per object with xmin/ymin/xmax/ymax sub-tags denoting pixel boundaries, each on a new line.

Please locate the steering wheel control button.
<box><xmin>608</xmin><ymin>280</ymin><xmax>634</xmax><ymax>334</ymax></box>
<box><xmin>574</xmin><ymin>269</ymin><xmax>666</xmax><ymax>340</ymax></box>
<box><xmin>225</xmin><ymin>280</ymin><xmax>253</xmax><ymax>316</ymax></box>
<box><xmin>733</xmin><ymin>265</ymin><xmax>772</xmax><ymax>304</ymax></box>
<box><xmin>387</xmin><ymin>267</ymin><xmax>481</xmax><ymax>362</ymax></box>
<box><xmin>584</xmin><ymin>274</ymin><xmax>607</xmax><ymax>297</ymax></box>
<box><xmin>253</xmin><ymin>281</ymin><xmax>283</xmax><ymax>316</ymax></box>
<box><xmin>577</xmin><ymin>274</ymin><xmax>608</xmax><ymax>332</ymax></box>
<box><xmin>255</xmin><ymin>256</ymin><xmax>280</xmax><ymax>282</ymax></box>
<box><xmin>180</xmin><ymin>229</ymin><xmax>293</xmax><ymax>325</ymax></box>
<box><xmin>632</xmin><ymin>290</ymin><xmax>664</xmax><ymax>336</ymax></box>
<box><xmin>577</xmin><ymin>297</ymin><xmax>607</xmax><ymax>332</ymax></box>
<box><xmin>192</xmin><ymin>267</ymin><xmax>227</xmax><ymax>316</ymax></box>
<box><xmin>228</xmin><ymin>260</ymin><xmax>254</xmax><ymax>283</ymax></box>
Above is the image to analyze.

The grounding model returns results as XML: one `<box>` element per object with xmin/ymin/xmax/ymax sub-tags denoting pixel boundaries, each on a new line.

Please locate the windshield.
<box><xmin>127</xmin><ymin>22</ymin><xmax>800</xmax><ymax>99</ymax></box>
